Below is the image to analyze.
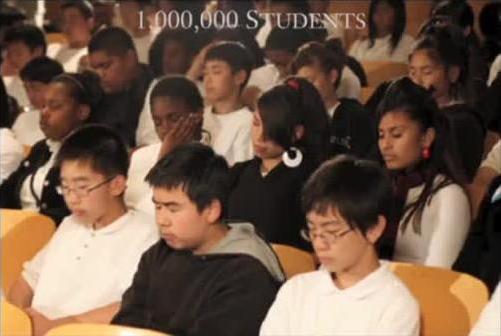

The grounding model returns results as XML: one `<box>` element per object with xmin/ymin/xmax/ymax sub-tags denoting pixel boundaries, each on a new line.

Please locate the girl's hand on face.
<box><xmin>158</xmin><ymin>114</ymin><xmax>203</xmax><ymax>159</ymax></box>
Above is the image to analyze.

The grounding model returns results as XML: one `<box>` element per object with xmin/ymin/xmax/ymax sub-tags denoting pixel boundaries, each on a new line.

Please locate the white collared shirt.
<box><xmin>203</xmin><ymin>106</ymin><xmax>254</xmax><ymax>166</ymax></box>
<box><xmin>23</xmin><ymin>210</ymin><xmax>159</xmax><ymax>319</ymax></box>
<box><xmin>349</xmin><ymin>34</ymin><xmax>415</xmax><ymax>63</ymax></box>
<box><xmin>20</xmin><ymin>139</ymin><xmax>61</xmax><ymax>210</ymax></box>
<box><xmin>260</xmin><ymin>262</ymin><xmax>420</xmax><ymax>335</ymax></box>
<box><xmin>481</xmin><ymin>140</ymin><xmax>501</xmax><ymax>174</ymax></box>
<box><xmin>47</xmin><ymin>44</ymin><xmax>88</xmax><ymax>73</ymax></box>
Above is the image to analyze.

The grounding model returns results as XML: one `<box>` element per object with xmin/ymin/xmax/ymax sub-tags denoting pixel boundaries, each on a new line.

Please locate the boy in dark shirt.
<box><xmin>112</xmin><ymin>143</ymin><xmax>284</xmax><ymax>336</ymax></box>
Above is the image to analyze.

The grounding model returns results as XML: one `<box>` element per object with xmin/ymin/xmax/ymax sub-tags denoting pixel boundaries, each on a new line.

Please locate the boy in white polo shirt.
<box><xmin>260</xmin><ymin>156</ymin><xmax>420</xmax><ymax>336</ymax></box>
<box><xmin>7</xmin><ymin>125</ymin><xmax>158</xmax><ymax>336</ymax></box>
<box><xmin>202</xmin><ymin>41</ymin><xmax>254</xmax><ymax>166</ymax></box>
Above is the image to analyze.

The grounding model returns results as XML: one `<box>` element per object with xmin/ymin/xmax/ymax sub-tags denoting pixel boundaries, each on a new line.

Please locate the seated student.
<box><xmin>112</xmin><ymin>143</ymin><xmax>284</xmax><ymax>336</ymax></box>
<box><xmin>349</xmin><ymin>0</ymin><xmax>415</xmax><ymax>63</ymax></box>
<box><xmin>118</xmin><ymin>0</ymin><xmax>155</xmax><ymax>64</ymax></box>
<box><xmin>247</xmin><ymin>27</ymin><xmax>361</xmax><ymax>106</ymax></box>
<box><xmin>13</xmin><ymin>57</ymin><xmax>63</xmax><ymax>146</ymax></box>
<box><xmin>88</xmin><ymin>26</ymin><xmax>154</xmax><ymax>148</ymax></box>
<box><xmin>409</xmin><ymin>23</ymin><xmax>485</xmax><ymax>181</ymax></box>
<box><xmin>377</xmin><ymin>77</ymin><xmax>470</xmax><ymax>268</ymax></box>
<box><xmin>0</xmin><ymin>77</ymin><xmax>23</xmax><ymax>183</ymax></box>
<box><xmin>2</xmin><ymin>24</ymin><xmax>46</xmax><ymax>108</ymax></box>
<box><xmin>136</xmin><ymin>28</ymin><xmax>204</xmax><ymax>146</ymax></box>
<box><xmin>292</xmin><ymin>42</ymin><xmax>375</xmax><ymax>158</ymax></box>
<box><xmin>469</xmin><ymin>281</ymin><xmax>501</xmax><ymax>336</ymax></box>
<box><xmin>7</xmin><ymin>125</ymin><xmax>159</xmax><ymax>336</ymax></box>
<box><xmin>202</xmin><ymin>41</ymin><xmax>254</xmax><ymax>165</ymax></box>
<box><xmin>126</xmin><ymin>76</ymin><xmax>204</xmax><ymax>215</ymax></box>
<box><xmin>228</xmin><ymin>78</ymin><xmax>329</xmax><ymax>248</ymax></box>
<box><xmin>47</xmin><ymin>0</ymin><xmax>94</xmax><ymax>73</ymax></box>
<box><xmin>0</xmin><ymin>72</ymin><xmax>101</xmax><ymax>224</ymax></box>
<box><xmin>260</xmin><ymin>156</ymin><xmax>420</xmax><ymax>335</ymax></box>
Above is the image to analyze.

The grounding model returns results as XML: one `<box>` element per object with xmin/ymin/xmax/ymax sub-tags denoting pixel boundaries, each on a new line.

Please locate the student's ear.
<box><xmin>293</xmin><ymin>125</ymin><xmax>305</xmax><ymax>141</ymax></box>
<box><xmin>109</xmin><ymin>175</ymin><xmax>127</xmax><ymax>196</ymax></box>
<box><xmin>202</xmin><ymin>199</ymin><xmax>222</xmax><ymax>225</ymax></box>
<box><xmin>421</xmin><ymin>127</ymin><xmax>436</xmax><ymax>149</ymax></box>
<box><xmin>233</xmin><ymin>69</ymin><xmax>247</xmax><ymax>88</ymax></box>
<box><xmin>77</xmin><ymin>104</ymin><xmax>91</xmax><ymax>122</ymax></box>
<box><xmin>447</xmin><ymin>65</ymin><xmax>461</xmax><ymax>84</ymax></box>
<box><xmin>366</xmin><ymin>215</ymin><xmax>386</xmax><ymax>244</ymax></box>
<box><xmin>328</xmin><ymin>68</ymin><xmax>339</xmax><ymax>87</ymax></box>
<box><xmin>33</xmin><ymin>47</ymin><xmax>44</xmax><ymax>58</ymax></box>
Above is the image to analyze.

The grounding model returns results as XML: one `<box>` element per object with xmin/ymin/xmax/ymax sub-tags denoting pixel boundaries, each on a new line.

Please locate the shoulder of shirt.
<box><xmin>279</xmin><ymin>270</ymin><xmax>324</xmax><ymax>292</ymax></box>
<box><xmin>131</xmin><ymin>143</ymin><xmax>161</xmax><ymax>160</ymax></box>
<box><xmin>380</xmin><ymin>268</ymin><xmax>420</xmax><ymax>307</ymax></box>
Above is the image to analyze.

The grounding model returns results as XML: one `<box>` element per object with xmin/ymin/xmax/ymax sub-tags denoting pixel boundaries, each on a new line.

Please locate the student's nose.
<box><xmin>156</xmin><ymin>210</ymin><xmax>172</xmax><ymax>229</ymax></box>
<box><xmin>379</xmin><ymin>135</ymin><xmax>392</xmax><ymax>152</ymax></box>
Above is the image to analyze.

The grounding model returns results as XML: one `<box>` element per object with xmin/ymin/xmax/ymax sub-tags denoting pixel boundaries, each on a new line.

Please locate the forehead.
<box><xmin>204</xmin><ymin>59</ymin><xmax>231</xmax><ymax>70</ymax></box>
<box><xmin>60</xmin><ymin>160</ymin><xmax>102</xmax><ymax>180</ymax></box>
<box><xmin>46</xmin><ymin>82</ymin><xmax>72</xmax><ymax>99</ymax></box>
<box><xmin>379</xmin><ymin>110</ymin><xmax>414</xmax><ymax>127</ymax></box>
<box><xmin>152</xmin><ymin>185</ymin><xmax>191</xmax><ymax>203</ymax></box>
<box><xmin>6</xmin><ymin>41</ymin><xmax>31</xmax><ymax>52</ymax></box>
<box><xmin>410</xmin><ymin>49</ymin><xmax>440</xmax><ymax>66</ymax></box>
<box><xmin>63</xmin><ymin>7</ymin><xmax>86</xmax><ymax>19</ymax></box>
<box><xmin>306</xmin><ymin>206</ymin><xmax>347</xmax><ymax>228</ymax></box>
<box><xmin>296</xmin><ymin>63</ymin><xmax>324</xmax><ymax>78</ymax></box>
<box><xmin>152</xmin><ymin>97</ymin><xmax>194</xmax><ymax>116</ymax></box>
<box><xmin>89</xmin><ymin>51</ymin><xmax>119</xmax><ymax>65</ymax></box>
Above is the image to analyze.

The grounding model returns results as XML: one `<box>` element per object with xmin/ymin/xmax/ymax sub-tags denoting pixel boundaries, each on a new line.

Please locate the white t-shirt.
<box><xmin>0</xmin><ymin>128</ymin><xmax>24</xmax><ymax>183</ymax></box>
<box><xmin>488</xmin><ymin>54</ymin><xmax>501</xmax><ymax>86</ymax></box>
<box><xmin>481</xmin><ymin>140</ymin><xmax>501</xmax><ymax>174</ymax></box>
<box><xmin>47</xmin><ymin>43</ymin><xmax>87</xmax><ymax>73</ymax></box>
<box><xmin>260</xmin><ymin>262</ymin><xmax>420</xmax><ymax>336</ymax></box>
<box><xmin>132</xmin><ymin>34</ymin><xmax>153</xmax><ymax>64</ymax></box>
<box><xmin>469</xmin><ymin>282</ymin><xmax>501</xmax><ymax>336</ymax></box>
<box><xmin>2</xmin><ymin>75</ymin><xmax>29</xmax><ymax>109</ymax></box>
<box><xmin>12</xmin><ymin>109</ymin><xmax>44</xmax><ymax>146</ymax></box>
<box><xmin>337</xmin><ymin>66</ymin><xmax>361</xmax><ymax>100</ymax></box>
<box><xmin>203</xmin><ymin>106</ymin><xmax>254</xmax><ymax>166</ymax></box>
<box><xmin>349</xmin><ymin>34</ymin><xmax>415</xmax><ymax>63</ymax></box>
<box><xmin>23</xmin><ymin>210</ymin><xmax>159</xmax><ymax>319</ymax></box>
<box><xmin>394</xmin><ymin>177</ymin><xmax>471</xmax><ymax>268</ymax></box>
<box><xmin>125</xmin><ymin>142</ymin><xmax>161</xmax><ymax>215</ymax></box>
<box><xmin>20</xmin><ymin>140</ymin><xmax>60</xmax><ymax>210</ymax></box>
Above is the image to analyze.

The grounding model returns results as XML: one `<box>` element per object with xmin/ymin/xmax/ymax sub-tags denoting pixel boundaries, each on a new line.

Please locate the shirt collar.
<box><xmin>317</xmin><ymin>261</ymin><xmax>391</xmax><ymax>299</ymax></box>
<box><xmin>83</xmin><ymin>211</ymin><xmax>132</xmax><ymax>236</ymax></box>
<box><xmin>46</xmin><ymin>139</ymin><xmax>61</xmax><ymax>154</ymax></box>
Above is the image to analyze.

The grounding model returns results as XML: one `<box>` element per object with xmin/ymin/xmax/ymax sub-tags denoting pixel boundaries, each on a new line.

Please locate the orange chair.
<box><xmin>1</xmin><ymin>300</ymin><xmax>32</xmax><ymax>336</ymax></box>
<box><xmin>272</xmin><ymin>244</ymin><xmax>316</xmax><ymax>279</ymax></box>
<box><xmin>362</xmin><ymin>61</ymin><xmax>408</xmax><ymax>87</ymax></box>
<box><xmin>1</xmin><ymin>209</ymin><xmax>56</xmax><ymax>294</ymax></box>
<box><xmin>390</xmin><ymin>262</ymin><xmax>489</xmax><ymax>336</ymax></box>
<box><xmin>46</xmin><ymin>33</ymin><xmax>67</xmax><ymax>45</ymax></box>
<box><xmin>46</xmin><ymin>323</ymin><xmax>170</xmax><ymax>336</ymax></box>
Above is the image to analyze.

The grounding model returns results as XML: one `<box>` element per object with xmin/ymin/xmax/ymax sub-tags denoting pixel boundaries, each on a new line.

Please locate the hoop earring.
<box><xmin>283</xmin><ymin>147</ymin><xmax>303</xmax><ymax>168</ymax></box>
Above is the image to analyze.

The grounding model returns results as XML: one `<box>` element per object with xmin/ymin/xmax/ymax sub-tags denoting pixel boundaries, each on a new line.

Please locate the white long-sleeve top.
<box><xmin>394</xmin><ymin>176</ymin><xmax>471</xmax><ymax>268</ymax></box>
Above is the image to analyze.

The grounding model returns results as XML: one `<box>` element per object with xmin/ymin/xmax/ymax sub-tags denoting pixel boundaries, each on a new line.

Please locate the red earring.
<box><xmin>422</xmin><ymin>147</ymin><xmax>431</xmax><ymax>159</ymax></box>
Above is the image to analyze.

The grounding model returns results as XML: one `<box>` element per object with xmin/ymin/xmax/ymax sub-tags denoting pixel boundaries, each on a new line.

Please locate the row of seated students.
<box><xmin>0</xmin><ymin>0</ymin><xmax>499</xmax><ymax>335</ymax></box>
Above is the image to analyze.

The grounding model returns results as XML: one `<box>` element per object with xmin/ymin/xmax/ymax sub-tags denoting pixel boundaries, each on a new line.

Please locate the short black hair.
<box><xmin>302</xmin><ymin>156</ymin><xmax>393</xmax><ymax>234</ymax></box>
<box><xmin>20</xmin><ymin>56</ymin><xmax>63</xmax><ymax>84</ymax></box>
<box><xmin>431</xmin><ymin>0</ymin><xmax>474</xmax><ymax>29</ymax></box>
<box><xmin>61</xmin><ymin>0</ymin><xmax>94</xmax><ymax>19</ymax></box>
<box><xmin>56</xmin><ymin>124</ymin><xmax>129</xmax><ymax>177</ymax></box>
<box><xmin>292</xmin><ymin>41</ymin><xmax>345</xmax><ymax>88</ymax></box>
<box><xmin>150</xmin><ymin>75</ymin><xmax>203</xmax><ymax>112</ymax></box>
<box><xmin>265</xmin><ymin>27</ymin><xmax>316</xmax><ymax>54</ymax></box>
<box><xmin>146</xmin><ymin>143</ymin><xmax>230</xmax><ymax>219</ymax></box>
<box><xmin>88</xmin><ymin>26</ymin><xmax>136</xmax><ymax>56</ymax></box>
<box><xmin>3</xmin><ymin>24</ymin><xmax>47</xmax><ymax>54</ymax></box>
<box><xmin>204</xmin><ymin>41</ymin><xmax>253</xmax><ymax>89</ymax></box>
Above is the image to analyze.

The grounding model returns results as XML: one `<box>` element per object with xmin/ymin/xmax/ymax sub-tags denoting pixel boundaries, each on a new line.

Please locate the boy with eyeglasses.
<box><xmin>260</xmin><ymin>156</ymin><xmax>420</xmax><ymax>336</ymax></box>
<box><xmin>7</xmin><ymin>125</ymin><xmax>158</xmax><ymax>336</ymax></box>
